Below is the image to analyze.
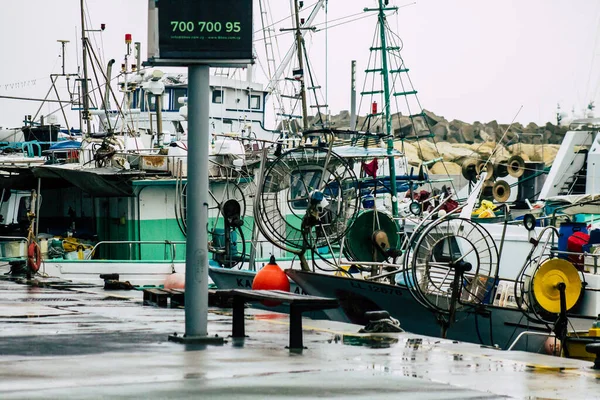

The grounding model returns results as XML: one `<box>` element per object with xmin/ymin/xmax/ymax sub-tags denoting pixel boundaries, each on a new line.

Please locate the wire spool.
<box><xmin>476</xmin><ymin>161</ymin><xmax>494</xmax><ymax>181</ymax></box>
<box><xmin>403</xmin><ymin>217</ymin><xmax>498</xmax><ymax>314</ymax></box>
<box><xmin>481</xmin><ymin>180</ymin><xmax>495</xmax><ymax>199</ymax></box>
<box><xmin>507</xmin><ymin>155</ymin><xmax>525</xmax><ymax>178</ymax></box>
<box><xmin>530</xmin><ymin>258</ymin><xmax>582</xmax><ymax>314</ymax></box>
<box><xmin>492</xmin><ymin>180</ymin><xmax>511</xmax><ymax>203</ymax></box>
<box><xmin>256</xmin><ymin>146</ymin><xmax>360</xmax><ymax>255</ymax></box>
<box><xmin>494</xmin><ymin>158</ymin><xmax>509</xmax><ymax>178</ymax></box>
<box><xmin>461</xmin><ymin>158</ymin><xmax>479</xmax><ymax>183</ymax></box>
<box><xmin>344</xmin><ymin>210</ymin><xmax>400</xmax><ymax>262</ymax></box>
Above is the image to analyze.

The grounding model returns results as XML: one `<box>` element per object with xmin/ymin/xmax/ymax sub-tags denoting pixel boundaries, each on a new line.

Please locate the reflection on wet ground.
<box><xmin>0</xmin><ymin>272</ymin><xmax>598</xmax><ymax>399</ymax></box>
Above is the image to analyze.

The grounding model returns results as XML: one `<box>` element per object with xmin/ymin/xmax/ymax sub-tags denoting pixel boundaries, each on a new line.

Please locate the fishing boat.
<box><xmin>281</xmin><ymin>115</ymin><xmax>600</xmax><ymax>355</ymax></box>
<box><xmin>208</xmin><ymin>0</ymin><xmax>600</xmax><ymax>358</ymax></box>
<box><xmin>0</xmin><ymin>1</ymin><xmax>297</xmax><ymax>286</ymax></box>
<box><xmin>209</xmin><ymin>0</ymin><xmax>462</xmax><ymax>293</ymax></box>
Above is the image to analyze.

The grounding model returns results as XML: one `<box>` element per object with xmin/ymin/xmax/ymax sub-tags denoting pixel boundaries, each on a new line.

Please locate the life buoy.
<box><xmin>27</xmin><ymin>242</ymin><xmax>41</xmax><ymax>273</ymax></box>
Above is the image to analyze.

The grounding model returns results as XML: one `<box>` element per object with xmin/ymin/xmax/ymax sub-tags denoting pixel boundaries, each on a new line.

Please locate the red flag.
<box><xmin>362</xmin><ymin>158</ymin><xmax>379</xmax><ymax>178</ymax></box>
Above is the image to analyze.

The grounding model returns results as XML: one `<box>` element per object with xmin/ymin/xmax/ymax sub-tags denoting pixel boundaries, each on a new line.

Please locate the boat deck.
<box><xmin>0</xmin><ymin>269</ymin><xmax>598</xmax><ymax>399</ymax></box>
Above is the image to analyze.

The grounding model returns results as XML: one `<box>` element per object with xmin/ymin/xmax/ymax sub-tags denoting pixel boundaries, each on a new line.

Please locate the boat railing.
<box><xmin>349</xmin><ymin>261</ymin><xmax>405</xmax><ymax>280</ymax></box>
<box><xmin>551</xmin><ymin>248</ymin><xmax>600</xmax><ymax>274</ymax></box>
<box><xmin>507</xmin><ymin>331</ymin><xmax>555</xmax><ymax>351</ymax></box>
<box><xmin>86</xmin><ymin>240</ymin><xmax>186</xmax><ymax>261</ymax></box>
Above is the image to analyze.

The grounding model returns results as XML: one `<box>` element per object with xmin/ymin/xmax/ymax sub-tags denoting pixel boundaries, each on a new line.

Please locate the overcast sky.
<box><xmin>1</xmin><ymin>0</ymin><xmax>599</xmax><ymax>129</ymax></box>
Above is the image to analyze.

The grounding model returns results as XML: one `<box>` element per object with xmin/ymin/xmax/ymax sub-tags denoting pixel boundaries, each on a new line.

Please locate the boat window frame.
<box><xmin>290</xmin><ymin>169</ymin><xmax>323</xmax><ymax>210</ymax></box>
<box><xmin>171</xmin><ymin>88</ymin><xmax>187</xmax><ymax>111</ymax></box>
<box><xmin>248</xmin><ymin>94</ymin><xmax>261</xmax><ymax>110</ymax></box>
<box><xmin>212</xmin><ymin>89</ymin><xmax>224</xmax><ymax>104</ymax></box>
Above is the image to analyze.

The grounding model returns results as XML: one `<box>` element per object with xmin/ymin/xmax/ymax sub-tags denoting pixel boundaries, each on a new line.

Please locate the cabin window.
<box><xmin>172</xmin><ymin>88</ymin><xmax>187</xmax><ymax>110</ymax></box>
<box><xmin>249</xmin><ymin>94</ymin><xmax>261</xmax><ymax>110</ymax></box>
<box><xmin>161</xmin><ymin>92</ymin><xmax>170</xmax><ymax>111</ymax></box>
<box><xmin>17</xmin><ymin>196</ymin><xmax>31</xmax><ymax>225</ymax></box>
<box><xmin>222</xmin><ymin>119</ymin><xmax>233</xmax><ymax>133</ymax></box>
<box><xmin>132</xmin><ymin>90</ymin><xmax>140</xmax><ymax>109</ymax></box>
<box><xmin>290</xmin><ymin>170</ymin><xmax>322</xmax><ymax>209</ymax></box>
<box><xmin>212</xmin><ymin>89</ymin><xmax>223</xmax><ymax>104</ymax></box>
<box><xmin>147</xmin><ymin>95</ymin><xmax>157</xmax><ymax>112</ymax></box>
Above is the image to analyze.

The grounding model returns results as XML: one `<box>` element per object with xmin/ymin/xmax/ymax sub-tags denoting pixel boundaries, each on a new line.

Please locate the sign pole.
<box><xmin>169</xmin><ymin>64</ymin><xmax>223</xmax><ymax>345</ymax></box>
<box><xmin>151</xmin><ymin>0</ymin><xmax>253</xmax><ymax>345</ymax></box>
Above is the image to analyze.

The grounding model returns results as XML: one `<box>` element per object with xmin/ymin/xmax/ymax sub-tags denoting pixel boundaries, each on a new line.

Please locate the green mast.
<box><xmin>365</xmin><ymin>0</ymin><xmax>399</xmax><ymax>217</ymax></box>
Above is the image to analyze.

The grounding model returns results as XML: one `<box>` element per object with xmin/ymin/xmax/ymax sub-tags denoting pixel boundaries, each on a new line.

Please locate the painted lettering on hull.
<box><xmin>234</xmin><ymin>278</ymin><xmax>307</xmax><ymax>295</ymax></box>
<box><xmin>350</xmin><ymin>280</ymin><xmax>403</xmax><ymax>296</ymax></box>
<box><xmin>293</xmin><ymin>286</ymin><xmax>308</xmax><ymax>295</ymax></box>
<box><xmin>236</xmin><ymin>278</ymin><xmax>252</xmax><ymax>288</ymax></box>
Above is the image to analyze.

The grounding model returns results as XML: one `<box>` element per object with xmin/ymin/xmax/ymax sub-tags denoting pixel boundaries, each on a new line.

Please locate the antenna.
<box><xmin>57</xmin><ymin>40</ymin><xmax>70</xmax><ymax>76</ymax></box>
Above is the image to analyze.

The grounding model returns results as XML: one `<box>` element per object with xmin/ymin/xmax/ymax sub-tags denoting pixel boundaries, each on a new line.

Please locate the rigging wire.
<box><xmin>325</xmin><ymin>0</ymin><xmax>328</xmax><ymax>128</ymax></box>
<box><xmin>253</xmin><ymin>0</ymin><xmax>321</xmax><ymax>35</ymax></box>
<box><xmin>585</xmin><ymin>2</ymin><xmax>600</xmax><ymax>103</ymax></box>
<box><xmin>252</xmin><ymin>9</ymin><xmax>379</xmax><ymax>44</ymax></box>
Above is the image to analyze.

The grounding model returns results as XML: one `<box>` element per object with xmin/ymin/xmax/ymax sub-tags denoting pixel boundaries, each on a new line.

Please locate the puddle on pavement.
<box><xmin>331</xmin><ymin>333</ymin><xmax>399</xmax><ymax>348</ymax></box>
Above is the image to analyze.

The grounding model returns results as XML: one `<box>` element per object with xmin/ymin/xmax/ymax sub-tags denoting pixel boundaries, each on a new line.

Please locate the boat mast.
<box><xmin>376</xmin><ymin>0</ymin><xmax>399</xmax><ymax>217</ymax></box>
<box><xmin>80</xmin><ymin>0</ymin><xmax>92</xmax><ymax>135</ymax></box>
<box><xmin>293</xmin><ymin>0</ymin><xmax>309</xmax><ymax>131</ymax></box>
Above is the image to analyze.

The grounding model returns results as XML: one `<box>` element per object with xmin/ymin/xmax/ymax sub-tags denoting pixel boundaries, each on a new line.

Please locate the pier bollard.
<box><xmin>585</xmin><ymin>343</ymin><xmax>600</xmax><ymax>369</ymax></box>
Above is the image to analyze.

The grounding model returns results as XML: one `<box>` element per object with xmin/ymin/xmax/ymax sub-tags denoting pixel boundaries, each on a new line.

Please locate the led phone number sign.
<box><xmin>170</xmin><ymin>21</ymin><xmax>241</xmax><ymax>34</ymax></box>
<box><xmin>157</xmin><ymin>0</ymin><xmax>252</xmax><ymax>61</ymax></box>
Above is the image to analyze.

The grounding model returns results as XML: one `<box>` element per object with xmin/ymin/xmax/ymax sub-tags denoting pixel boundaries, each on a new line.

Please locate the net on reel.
<box><xmin>175</xmin><ymin>162</ymin><xmax>256</xmax><ymax>268</ymax></box>
<box><xmin>515</xmin><ymin>227</ymin><xmax>583</xmax><ymax>326</ymax></box>
<box><xmin>402</xmin><ymin>216</ymin><xmax>499</xmax><ymax>336</ymax></box>
<box><xmin>255</xmin><ymin>146</ymin><xmax>360</xmax><ymax>268</ymax></box>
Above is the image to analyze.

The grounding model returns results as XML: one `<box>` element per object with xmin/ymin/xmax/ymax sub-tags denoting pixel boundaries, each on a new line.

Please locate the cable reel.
<box><xmin>403</xmin><ymin>217</ymin><xmax>498</xmax><ymax>337</ymax></box>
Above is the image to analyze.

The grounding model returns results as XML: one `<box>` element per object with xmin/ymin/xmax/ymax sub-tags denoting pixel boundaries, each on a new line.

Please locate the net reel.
<box><xmin>514</xmin><ymin>226</ymin><xmax>584</xmax><ymax>348</ymax></box>
<box><xmin>255</xmin><ymin>146</ymin><xmax>360</xmax><ymax>270</ymax></box>
<box><xmin>461</xmin><ymin>158</ymin><xmax>479</xmax><ymax>183</ymax></box>
<box><xmin>403</xmin><ymin>216</ymin><xmax>498</xmax><ymax>337</ymax></box>
<box><xmin>476</xmin><ymin>161</ymin><xmax>494</xmax><ymax>182</ymax></box>
<box><xmin>174</xmin><ymin>162</ymin><xmax>256</xmax><ymax>268</ymax></box>
<box><xmin>507</xmin><ymin>155</ymin><xmax>525</xmax><ymax>178</ymax></box>
<box><xmin>492</xmin><ymin>180</ymin><xmax>511</xmax><ymax>203</ymax></box>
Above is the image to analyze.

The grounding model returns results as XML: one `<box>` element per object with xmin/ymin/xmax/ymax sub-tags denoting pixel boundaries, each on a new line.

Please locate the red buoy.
<box><xmin>164</xmin><ymin>272</ymin><xmax>185</xmax><ymax>290</ymax></box>
<box><xmin>252</xmin><ymin>255</ymin><xmax>290</xmax><ymax>306</ymax></box>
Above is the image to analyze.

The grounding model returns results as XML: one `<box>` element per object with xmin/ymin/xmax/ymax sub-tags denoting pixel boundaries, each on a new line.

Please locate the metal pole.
<box><xmin>169</xmin><ymin>66</ymin><xmax>222</xmax><ymax>344</ymax></box>
<box><xmin>156</xmin><ymin>95</ymin><xmax>163</xmax><ymax>147</ymax></box>
<box><xmin>350</xmin><ymin>60</ymin><xmax>356</xmax><ymax>130</ymax></box>
<box><xmin>35</xmin><ymin>178</ymin><xmax>41</xmax><ymax>237</ymax></box>
<box><xmin>294</xmin><ymin>0</ymin><xmax>308</xmax><ymax>131</ymax></box>
<box><xmin>184</xmin><ymin>64</ymin><xmax>210</xmax><ymax>338</ymax></box>
<box><xmin>377</xmin><ymin>0</ymin><xmax>399</xmax><ymax>218</ymax></box>
<box><xmin>80</xmin><ymin>0</ymin><xmax>92</xmax><ymax>135</ymax></box>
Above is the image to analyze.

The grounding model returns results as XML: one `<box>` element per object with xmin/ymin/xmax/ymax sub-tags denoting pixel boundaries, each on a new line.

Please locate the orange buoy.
<box><xmin>252</xmin><ymin>255</ymin><xmax>290</xmax><ymax>306</ymax></box>
<box><xmin>544</xmin><ymin>336</ymin><xmax>561</xmax><ymax>356</ymax></box>
<box><xmin>164</xmin><ymin>272</ymin><xmax>185</xmax><ymax>290</ymax></box>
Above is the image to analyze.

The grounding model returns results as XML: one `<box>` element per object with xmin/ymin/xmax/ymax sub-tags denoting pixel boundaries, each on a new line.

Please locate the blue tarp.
<box><xmin>48</xmin><ymin>141</ymin><xmax>81</xmax><ymax>150</ymax></box>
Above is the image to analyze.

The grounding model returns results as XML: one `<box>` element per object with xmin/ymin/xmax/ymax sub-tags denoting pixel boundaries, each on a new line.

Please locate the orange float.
<box><xmin>252</xmin><ymin>255</ymin><xmax>290</xmax><ymax>306</ymax></box>
<box><xmin>164</xmin><ymin>272</ymin><xmax>185</xmax><ymax>290</ymax></box>
<box><xmin>27</xmin><ymin>242</ymin><xmax>41</xmax><ymax>273</ymax></box>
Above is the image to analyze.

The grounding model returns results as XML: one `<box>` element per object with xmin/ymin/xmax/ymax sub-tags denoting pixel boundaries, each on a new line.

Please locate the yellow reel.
<box><xmin>531</xmin><ymin>258</ymin><xmax>582</xmax><ymax>314</ymax></box>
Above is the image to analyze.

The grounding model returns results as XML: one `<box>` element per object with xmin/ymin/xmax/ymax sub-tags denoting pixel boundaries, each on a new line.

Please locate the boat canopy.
<box><xmin>545</xmin><ymin>194</ymin><xmax>600</xmax><ymax>215</ymax></box>
<box><xmin>332</xmin><ymin>145</ymin><xmax>403</xmax><ymax>158</ymax></box>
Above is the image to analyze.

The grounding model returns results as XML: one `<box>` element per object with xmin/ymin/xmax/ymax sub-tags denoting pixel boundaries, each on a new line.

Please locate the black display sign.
<box><xmin>156</xmin><ymin>0</ymin><xmax>253</xmax><ymax>62</ymax></box>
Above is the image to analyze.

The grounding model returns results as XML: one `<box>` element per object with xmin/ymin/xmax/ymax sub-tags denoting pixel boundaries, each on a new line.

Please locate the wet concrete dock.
<box><xmin>0</xmin><ymin>273</ymin><xmax>599</xmax><ymax>399</ymax></box>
